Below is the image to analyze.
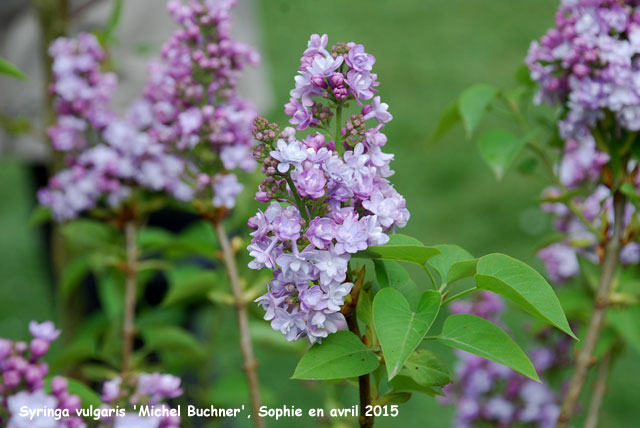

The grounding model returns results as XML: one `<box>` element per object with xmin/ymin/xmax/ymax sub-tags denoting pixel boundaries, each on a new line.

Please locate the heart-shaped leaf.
<box><xmin>291</xmin><ymin>331</ymin><xmax>379</xmax><ymax>380</ymax></box>
<box><xmin>356</xmin><ymin>234</ymin><xmax>440</xmax><ymax>267</ymax></box>
<box><xmin>428</xmin><ymin>245</ymin><xmax>475</xmax><ymax>284</ymax></box>
<box><xmin>399</xmin><ymin>350</ymin><xmax>451</xmax><ymax>387</ymax></box>
<box><xmin>438</xmin><ymin>314</ymin><xmax>539</xmax><ymax>381</ymax></box>
<box><xmin>475</xmin><ymin>254</ymin><xmax>575</xmax><ymax>338</ymax></box>
<box><xmin>374</xmin><ymin>288</ymin><xmax>441</xmax><ymax>380</ymax></box>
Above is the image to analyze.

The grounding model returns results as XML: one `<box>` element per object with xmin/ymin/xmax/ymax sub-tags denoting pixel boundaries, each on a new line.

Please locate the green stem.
<box><xmin>285</xmin><ymin>175</ymin><xmax>310</xmax><ymax>224</ymax></box>
<box><xmin>122</xmin><ymin>220</ymin><xmax>138</xmax><ymax>375</ymax></box>
<box><xmin>556</xmin><ymin>192</ymin><xmax>626</xmax><ymax>428</ymax></box>
<box><xmin>423</xmin><ymin>266</ymin><xmax>438</xmax><ymax>290</ymax></box>
<box><xmin>335</xmin><ymin>101</ymin><xmax>343</xmax><ymax>155</ymax></box>
<box><xmin>442</xmin><ymin>287</ymin><xmax>477</xmax><ymax>306</ymax></box>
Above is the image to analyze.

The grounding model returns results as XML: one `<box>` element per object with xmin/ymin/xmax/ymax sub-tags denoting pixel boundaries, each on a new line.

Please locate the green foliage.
<box><xmin>142</xmin><ymin>324</ymin><xmax>206</xmax><ymax>362</ymax></box>
<box><xmin>475</xmin><ymin>254</ymin><xmax>575</xmax><ymax>338</ymax></box>
<box><xmin>477</xmin><ymin>129</ymin><xmax>526</xmax><ymax>179</ymax></box>
<box><xmin>356</xmin><ymin>234</ymin><xmax>440</xmax><ymax>267</ymax></box>
<box><xmin>437</xmin><ymin>314</ymin><xmax>539</xmax><ymax>381</ymax></box>
<box><xmin>291</xmin><ymin>331</ymin><xmax>379</xmax><ymax>380</ymax></box>
<box><xmin>428</xmin><ymin>245</ymin><xmax>475</xmax><ymax>284</ymax></box>
<box><xmin>398</xmin><ymin>350</ymin><xmax>451</xmax><ymax>388</ymax></box>
<box><xmin>0</xmin><ymin>57</ymin><xmax>27</xmax><ymax>80</ymax></box>
<box><xmin>373</xmin><ymin>288</ymin><xmax>440</xmax><ymax>379</ymax></box>
<box><xmin>96</xmin><ymin>0</ymin><xmax>124</xmax><ymax>46</ymax></box>
<box><xmin>608</xmin><ymin>307</ymin><xmax>640</xmax><ymax>354</ymax></box>
<box><xmin>163</xmin><ymin>267</ymin><xmax>220</xmax><ymax>306</ymax></box>
<box><xmin>458</xmin><ymin>84</ymin><xmax>498</xmax><ymax>138</ymax></box>
<box><xmin>373</xmin><ymin>260</ymin><xmax>421</xmax><ymax>308</ymax></box>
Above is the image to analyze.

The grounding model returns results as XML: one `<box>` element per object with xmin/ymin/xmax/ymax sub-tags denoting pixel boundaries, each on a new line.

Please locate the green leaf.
<box><xmin>475</xmin><ymin>254</ymin><xmax>575</xmax><ymax>338</ymax></box>
<box><xmin>142</xmin><ymin>325</ymin><xmax>206</xmax><ymax>360</ymax></box>
<box><xmin>103</xmin><ymin>0</ymin><xmax>124</xmax><ymax>43</ymax></box>
<box><xmin>137</xmin><ymin>227</ymin><xmax>175</xmax><ymax>251</ymax></box>
<box><xmin>375</xmin><ymin>392</ymin><xmax>412</xmax><ymax>405</ymax></box>
<box><xmin>515</xmin><ymin>64</ymin><xmax>533</xmax><ymax>87</ymax></box>
<box><xmin>477</xmin><ymin>129</ymin><xmax>526</xmax><ymax>179</ymax></box>
<box><xmin>0</xmin><ymin>57</ymin><xmax>26</xmax><ymax>80</ymax></box>
<box><xmin>458</xmin><ymin>83</ymin><xmax>497</xmax><ymax>138</ymax></box>
<box><xmin>390</xmin><ymin>376</ymin><xmax>444</xmax><ymax>396</ymax></box>
<box><xmin>399</xmin><ymin>350</ymin><xmax>451</xmax><ymax>387</ymax></box>
<box><xmin>373</xmin><ymin>260</ymin><xmax>421</xmax><ymax>309</ymax></box>
<box><xmin>428</xmin><ymin>245</ymin><xmax>475</xmax><ymax>284</ymax></box>
<box><xmin>356</xmin><ymin>234</ymin><xmax>440</xmax><ymax>267</ymax></box>
<box><xmin>608</xmin><ymin>307</ymin><xmax>640</xmax><ymax>354</ymax></box>
<box><xmin>60</xmin><ymin>257</ymin><xmax>91</xmax><ymax>298</ymax></box>
<box><xmin>432</xmin><ymin>101</ymin><xmax>461</xmax><ymax>142</ymax></box>
<box><xmin>30</xmin><ymin>205</ymin><xmax>51</xmax><ymax>225</ymax></box>
<box><xmin>163</xmin><ymin>267</ymin><xmax>219</xmax><ymax>306</ymax></box>
<box><xmin>62</xmin><ymin>219</ymin><xmax>118</xmax><ymax>250</ymax></box>
<box><xmin>373</xmin><ymin>289</ymin><xmax>441</xmax><ymax>380</ymax></box>
<box><xmin>438</xmin><ymin>314</ymin><xmax>539</xmax><ymax>381</ymax></box>
<box><xmin>291</xmin><ymin>331</ymin><xmax>379</xmax><ymax>380</ymax></box>
<box><xmin>556</xmin><ymin>288</ymin><xmax>591</xmax><ymax>322</ymax></box>
<box><xmin>356</xmin><ymin>287</ymin><xmax>374</xmax><ymax>327</ymax></box>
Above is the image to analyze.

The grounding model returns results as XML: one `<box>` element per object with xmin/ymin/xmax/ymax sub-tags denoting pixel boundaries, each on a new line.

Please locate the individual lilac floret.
<box><xmin>0</xmin><ymin>322</ymin><xmax>85</xmax><ymax>428</ymax></box>
<box><xmin>101</xmin><ymin>372</ymin><xmax>182</xmax><ymax>428</ymax></box>
<box><xmin>39</xmin><ymin>33</ymin><xmax>192</xmax><ymax>221</ymax></box>
<box><xmin>143</xmin><ymin>0</ymin><xmax>259</xmax><ymax>213</ymax></box>
<box><xmin>249</xmin><ymin>35</ymin><xmax>409</xmax><ymax>343</ymax></box>
<box><xmin>440</xmin><ymin>294</ymin><xmax>568</xmax><ymax>428</ymax></box>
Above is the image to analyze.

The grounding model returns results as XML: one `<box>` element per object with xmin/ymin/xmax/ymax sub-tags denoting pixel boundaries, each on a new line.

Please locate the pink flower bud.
<box><xmin>329</xmin><ymin>72</ymin><xmax>344</xmax><ymax>87</ymax></box>
<box><xmin>30</xmin><ymin>338</ymin><xmax>49</xmax><ymax>358</ymax></box>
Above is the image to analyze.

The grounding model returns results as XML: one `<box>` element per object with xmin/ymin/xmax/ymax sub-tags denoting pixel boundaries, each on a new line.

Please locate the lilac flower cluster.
<box><xmin>1</xmin><ymin>321</ymin><xmax>86</xmax><ymax>428</ymax></box>
<box><xmin>249</xmin><ymin>35</ymin><xmax>409</xmax><ymax>343</ymax></box>
<box><xmin>100</xmin><ymin>372</ymin><xmax>183</xmax><ymax>428</ymax></box>
<box><xmin>538</xmin><ymin>184</ymin><xmax>640</xmax><ymax>282</ymax></box>
<box><xmin>441</xmin><ymin>293</ymin><xmax>567</xmax><ymax>428</ymax></box>
<box><xmin>526</xmin><ymin>0</ymin><xmax>640</xmax><ymax>142</ymax></box>
<box><xmin>38</xmin><ymin>33</ymin><xmax>192</xmax><ymax>221</ymax></box>
<box><xmin>143</xmin><ymin>0</ymin><xmax>259</xmax><ymax>211</ymax></box>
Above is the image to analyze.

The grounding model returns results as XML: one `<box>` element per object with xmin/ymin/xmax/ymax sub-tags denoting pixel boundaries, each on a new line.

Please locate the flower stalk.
<box><xmin>213</xmin><ymin>220</ymin><xmax>265</xmax><ymax>428</ymax></box>
<box><xmin>122</xmin><ymin>218</ymin><xmax>138</xmax><ymax>375</ymax></box>
<box><xmin>583</xmin><ymin>350</ymin><xmax>613</xmax><ymax>428</ymax></box>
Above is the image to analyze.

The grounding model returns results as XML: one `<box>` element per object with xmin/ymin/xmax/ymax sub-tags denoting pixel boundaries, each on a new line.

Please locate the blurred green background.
<box><xmin>1</xmin><ymin>0</ymin><xmax>638</xmax><ymax>426</ymax></box>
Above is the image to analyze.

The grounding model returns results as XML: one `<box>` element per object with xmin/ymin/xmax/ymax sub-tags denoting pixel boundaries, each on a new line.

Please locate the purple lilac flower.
<box><xmin>101</xmin><ymin>372</ymin><xmax>182</xmax><ymax>428</ymax></box>
<box><xmin>440</xmin><ymin>294</ymin><xmax>567</xmax><ymax>428</ymax></box>
<box><xmin>143</xmin><ymin>0</ymin><xmax>259</xmax><ymax>212</ymax></box>
<box><xmin>39</xmin><ymin>33</ymin><xmax>192</xmax><ymax>221</ymax></box>
<box><xmin>249</xmin><ymin>35</ymin><xmax>409</xmax><ymax>343</ymax></box>
<box><xmin>525</xmin><ymin>0</ymin><xmax>640</xmax><ymax>190</ymax></box>
<box><xmin>0</xmin><ymin>322</ymin><xmax>85</xmax><ymax>428</ymax></box>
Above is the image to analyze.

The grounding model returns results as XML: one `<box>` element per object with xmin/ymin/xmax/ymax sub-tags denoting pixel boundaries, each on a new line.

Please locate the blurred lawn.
<box><xmin>0</xmin><ymin>0</ymin><xmax>639</xmax><ymax>426</ymax></box>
